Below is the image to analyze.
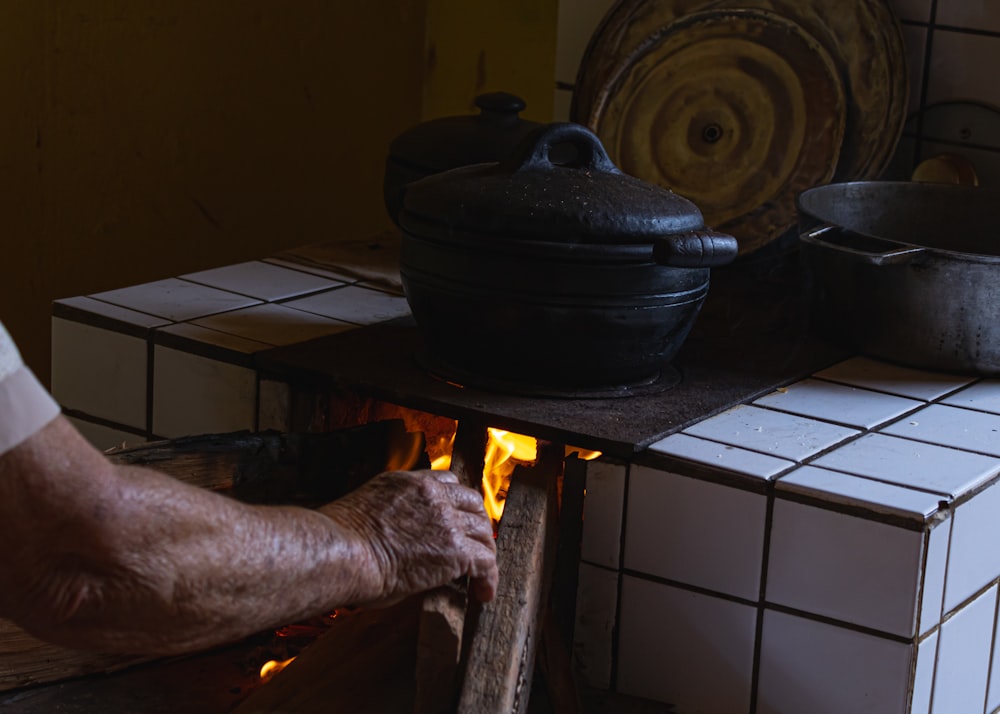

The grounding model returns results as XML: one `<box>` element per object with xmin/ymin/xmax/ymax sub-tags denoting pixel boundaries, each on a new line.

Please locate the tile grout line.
<box><xmin>608</xmin><ymin>460</ymin><xmax>630</xmax><ymax>694</ymax></box>
<box><xmin>926</xmin><ymin>501</ymin><xmax>954</xmax><ymax>712</ymax></box>
<box><xmin>748</xmin><ymin>483</ymin><xmax>776</xmax><ymax>714</ymax></box>
<box><xmin>913</xmin><ymin>0</ymin><xmax>939</xmax><ymax>170</ymax></box>
<box><xmin>982</xmin><ymin>586</ymin><xmax>1000</xmax><ymax>713</ymax></box>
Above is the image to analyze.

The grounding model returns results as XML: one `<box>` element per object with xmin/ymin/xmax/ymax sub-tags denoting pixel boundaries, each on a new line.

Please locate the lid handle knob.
<box><xmin>474</xmin><ymin>92</ymin><xmax>528</xmax><ymax>118</ymax></box>
<box><xmin>502</xmin><ymin>122</ymin><xmax>621</xmax><ymax>175</ymax></box>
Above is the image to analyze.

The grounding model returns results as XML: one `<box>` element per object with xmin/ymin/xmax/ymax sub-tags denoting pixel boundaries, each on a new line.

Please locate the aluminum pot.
<box><xmin>397</xmin><ymin>122</ymin><xmax>738</xmax><ymax>396</ymax></box>
<box><xmin>798</xmin><ymin>181</ymin><xmax>1000</xmax><ymax>374</ymax></box>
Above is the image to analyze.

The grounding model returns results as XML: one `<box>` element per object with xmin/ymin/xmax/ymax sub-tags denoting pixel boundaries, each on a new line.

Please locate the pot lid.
<box><xmin>398</xmin><ymin>122</ymin><xmax>707</xmax><ymax>244</ymax></box>
<box><xmin>387</xmin><ymin>92</ymin><xmax>542</xmax><ymax>173</ymax></box>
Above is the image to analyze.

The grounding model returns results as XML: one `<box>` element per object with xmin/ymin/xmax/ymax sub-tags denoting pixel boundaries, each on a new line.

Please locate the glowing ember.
<box><xmin>259</xmin><ymin>656</ymin><xmax>296</xmax><ymax>682</ymax></box>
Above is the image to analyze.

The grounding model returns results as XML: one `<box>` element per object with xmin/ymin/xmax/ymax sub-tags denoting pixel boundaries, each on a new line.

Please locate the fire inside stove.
<box><xmin>252</xmin><ymin>412</ymin><xmax>599</xmax><ymax>686</ymax></box>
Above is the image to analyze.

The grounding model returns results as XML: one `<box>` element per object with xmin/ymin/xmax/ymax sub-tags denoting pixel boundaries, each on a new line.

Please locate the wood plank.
<box><xmin>0</xmin><ymin>620</ymin><xmax>151</xmax><ymax>692</ymax></box>
<box><xmin>456</xmin><ymin>442</ymin><xmax>562</xmax><ymax>714</ymax></box>
<box><xmin>232</xmin><ymin>598</ymin><xmax>422</xmax><ymax>714</ymax></box>
<box><xmin>107</xmin><ymin>421</ymin><xmax>423</xmax><ymax>502</ymax></box>
<box><xmin>413</xmin><ymin>420</ymin><xmax>488</xmax><ymax>714</ymax></box>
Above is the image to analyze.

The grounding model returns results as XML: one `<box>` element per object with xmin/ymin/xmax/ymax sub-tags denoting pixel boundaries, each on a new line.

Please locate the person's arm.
<box><xmin>0</xmin><ymin>416</ymin><xmax>497</xmax><ymax>655</ymax></box>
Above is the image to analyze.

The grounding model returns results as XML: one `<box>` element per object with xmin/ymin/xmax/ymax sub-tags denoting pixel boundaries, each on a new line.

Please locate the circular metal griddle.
<box><xmin>572</xmin><ymin>0</ymin><xmax>908</xmax><ymax>256</ymax></box>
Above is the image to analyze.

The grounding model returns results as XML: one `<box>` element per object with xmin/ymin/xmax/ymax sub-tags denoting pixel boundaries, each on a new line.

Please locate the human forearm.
<box><xmin>0</xmin><ymin>418</ymin><xmax>496</xmax><ymax>655</ymax></box>
<box><xmin>0</xmin><ymin>420</ymin><xmax>385</xmax><ymax>653</ymax></box>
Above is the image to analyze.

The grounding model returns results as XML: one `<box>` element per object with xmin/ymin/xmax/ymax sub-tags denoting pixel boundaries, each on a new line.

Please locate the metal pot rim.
<box><xmin>798</xmin><ymin>181</ymin><xmax>1000</xmax><ymax>261</ymax></box>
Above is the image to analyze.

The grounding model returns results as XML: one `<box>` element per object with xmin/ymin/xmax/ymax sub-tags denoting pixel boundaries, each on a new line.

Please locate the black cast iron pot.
<box><xmin>397</xmin><ymin>122</ymin><xmax>739</xmax><ymax>397</ymax></box>
<box><xmin>383</xmin><ymin>92</ymin><xmax>541</xmax><ymax>225</ymax></box>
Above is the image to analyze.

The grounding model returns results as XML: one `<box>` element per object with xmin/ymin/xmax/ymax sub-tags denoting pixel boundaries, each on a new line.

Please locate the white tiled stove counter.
<box><xmin>51</xmin><ymin>243</ymin><xmax>1000</xmax><ymax>714</ymax></box>
<box><xmin>577</xmin><ymin>358</ymin><xmax>1000</xmax><ymax>714</ymax></box>
<box><xmin>50</xmin><ymin>236</ymin><xmax>411</xmax><ymax>446</ymax></box>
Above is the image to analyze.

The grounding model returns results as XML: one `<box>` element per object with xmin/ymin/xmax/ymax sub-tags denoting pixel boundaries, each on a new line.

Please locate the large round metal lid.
<box><xmin>398</xmin><ymin>122</ymin><xmax>707</xmax><ymax>244</ymax></box>
<box><xmin>388</xmin><ymin>92</ymin><xmax>542</xmax><ymax>174</ymax></box>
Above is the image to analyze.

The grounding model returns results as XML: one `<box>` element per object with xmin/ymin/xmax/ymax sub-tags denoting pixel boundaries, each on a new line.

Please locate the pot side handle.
<box><xmin>653</xmin><ymin>230</ymin><xmax>740</xmax><ymax>268</ymax></box>
<box><xmin>800</xmin><ymin>225</ymin><xmax>925</xmax><ymax>267</ymax></box>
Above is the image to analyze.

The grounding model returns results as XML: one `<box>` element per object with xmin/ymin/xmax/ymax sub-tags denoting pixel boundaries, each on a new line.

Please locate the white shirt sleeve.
<box><xmin>0</xmin><ymin>321</ymin><xmax>61</xmax><ymax>455</ymax></box>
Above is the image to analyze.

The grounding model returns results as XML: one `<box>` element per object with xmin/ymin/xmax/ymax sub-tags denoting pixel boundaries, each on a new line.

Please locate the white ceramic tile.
<box><xmin>191</xmin><ymin>303</ymin><xmax>354</xmax><ymax>347</ymax></box>
<box><xmin>683</xmin><ymin>404</ymin><xmax>860</xmax><ymax>462</ymax></box>
<box><xmin>932</xmin><ymin>584</ymin><xmax>997</xmax><ymax>714</ymax></box>
<box><xmin>157</xmin><ymin>322</ymin><xmax>274</xmax><ymax>354</ymax></box>
<box><xmin>988</xmin><ymin>590</ymin><xmax>1000</xmax><ymax>711</ymax></box>
<box><xmin>943</xmin><ymin>381</ymin><xmax>1000</xmax><ymax>415</ymax></box>
<box><xmin>626</xmin><ymin>465</ymin><xmax>766</xmax><ymax>600</ymax></box>
<box><xmin>573</xmin><ymin>562</ymin><xmax>619</xmax><ymax>690</ymax></box>
<box><xmin>272</xmin><ymin>236</ymin><xmax>404</xmax><ymax>294</ymax></box>
<box><xmin>812</xmin><ymin>433</ymin><xmax>1000</xmax><ymax>498</ymax></box>
<box><xmin>617</xmin><ymin>576</ymin><xmax>756</xmax><ymax>712</ymax></box>
<box><xmin>555</xmin><ymin>0</ymin><xmax>617</xmax><ymax>83</ymax></box>
<box><xmin>911</xmin><ymin>631</ymin><xmax>939</xmax><ymax>714</ymax></box>
<box><xmin>580</xmin><ymin>460</ymin><xmax>625</xmax><ymax>569</ymax></box>
<box><xmin>921</xmin><ymin>519</ymin><xmax>951</xmax><ymax>635</ymax></box>
<box><xmin>67</xmin><ymin>416</ymin><xmax>144</xmax><ymax>453</ymax></box>
<box><xmin>355</xmin><ymin>279</ymin><xmax>405</xmax><ymax>297</ymax></box>
<box><xmin>258</xmin><ymin>379</ymin><xmax>291</xmax><ymax>432</ymax></box>
<box><xmin>262</xmin><ymin>257</ymin><xmax>358</xmax><ymax>284</ymax></box>
<box><xmin>944</xmin><ymin>480</ymin><xmax>1000</xmax><ymax>613</ymax></box>
<box><xmin>91</xmin><ymin>278</ymin><xmax>261</xmax><ymax>322</ymax></box>
<box><xmin>51</xmin><ymin>318</ymin><xmax>147</xmax><ymax>429</ymax></box>
<box><xmin>53</xmin><ymin>296</ymin><xmax>170</xmax><ymax>329</ymax></box>
<box><xmin>776</xmin><ymin>465</ymin><xmax>943</xmax><ymax>521</ymax></box>
<box><xmin>282</xmin><ymin>285</ymin><xmax>411</xmax><ymax>326</ymax></box>
<box><xmin>767</xmin><ymin>499</ymin><xmax>925</xmax><ymax>637</ymax></box>
<box><xmin>885</xmin><ymin>134</ymin><xmax>918</xmax><ymax>181</ymax></box>
<box><xmin>754</xmin><ymin>379</ymin><xmax>922</xmax><ymax>429</ymax></box>
<box><xmin>902</xmin><ymin>24</ymin><xmax>928</xmax><ymax>116</ymax></box>
<box><xmin>916</xmin><ymin>98</ymin><xmax>1000</xmax><ymax>149</ymax></box>
<box><xmin>882</xmin><ymin>403</ymin><xmax>1000</xmax><ymax>457</ymax></box>
<box><xmin>893</xmin><ymin>0</ymin><xmax>932</xmax><ymax>23</ymax></box>
<box><xmin>755</xmin><ymin>610</ymin><xmax>913</xmax><ymax>714</ymax></box>
<box><xmin>927</xmin><ymin>31</ymin><xmax>1000</xmax><ymax>110</ymax></box>
<box><xmin>152</xmin><ymin>346</ymin><xmax>256</xmax><ymax>438</ymax></box>
<box><xmin>814</xmin><ymin>357</ymin><xmax>973</xmax><ymax>401</ymax></box>
<box><xmin>181</xmin><ymin>261</ymin><xmax>345</xmax><ymax>301</ymax></box>
<box><xmin>647</xmin><ymin>432</ymin><xmax>795</xmax><ymax>481</ymax></box>
<box><xmin>937</xmin><ymin>2</ymin><xmax>1000</xmax><ymax>33</ymax></box>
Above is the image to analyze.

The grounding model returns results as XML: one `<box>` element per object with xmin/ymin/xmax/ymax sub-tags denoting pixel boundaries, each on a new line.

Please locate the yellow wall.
<box><xmin>422</xmin><ymin>0</ymin><xmax>557</xmax><ymax>123</ymax></box>
<box><xmin>1</xmin><ymin>0</ymin><xmax>556</xmax><ymax>384</ymax></box>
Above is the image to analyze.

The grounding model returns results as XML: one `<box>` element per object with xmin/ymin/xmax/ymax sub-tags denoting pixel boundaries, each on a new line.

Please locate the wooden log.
<box><xmin>0</xmin><ymin>620</ymin><xmax>152</xmax><ymax>693</ymax></box>
<box><xmin>232</xmin><ymin>597</ymin><xmax>422</xmax><ymax>714</ymax></box>
<box><xmin>413</xmin><ymin>420</ymin><xmax>488</xmax><ymax>714</ymax></box>
<box><xmin>538</xmin><ymin>607</ymin><xmax>583</xmax><ymax>714</ymax></box>
<box><xmin>456</xmin><ymin>441</ymin><xmax>562</xmax><ymax>714</ymax></box>
<box><xmin>106</xmin><ymin>421</ymin><xmax>424</xmax><ymax>503</ymax></box>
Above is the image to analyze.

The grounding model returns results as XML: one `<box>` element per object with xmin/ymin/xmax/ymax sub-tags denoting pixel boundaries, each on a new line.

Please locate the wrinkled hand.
<box><xmin>320</xmin><ymin>469</ymin><xmax>498</xmax><ymax>605</ymax></box>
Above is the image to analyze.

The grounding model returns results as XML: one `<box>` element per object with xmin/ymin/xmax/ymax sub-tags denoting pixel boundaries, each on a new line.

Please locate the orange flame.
<box><xmin>259</xmin><ymin>656</ymin><xmax>296</xmax><ymax>682</ymax></box>
<box><xmin>566</xmin><ymin>445</ymin><xmax>602</xmax><ymax>461</ymax></box>
<box><xmin>482</xmin><ymin>429</ymin><xmax>537</xmax><ymax>523</ymax></box>
<box><xmin>431</xmin><ymin>426</ymin><xmax>602</xmax><ymax>524</ymax></box>
<box><xmin>430</xmin><ymin>432</ymin><xmax>455</xmax><ymax>470</ymax></box>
